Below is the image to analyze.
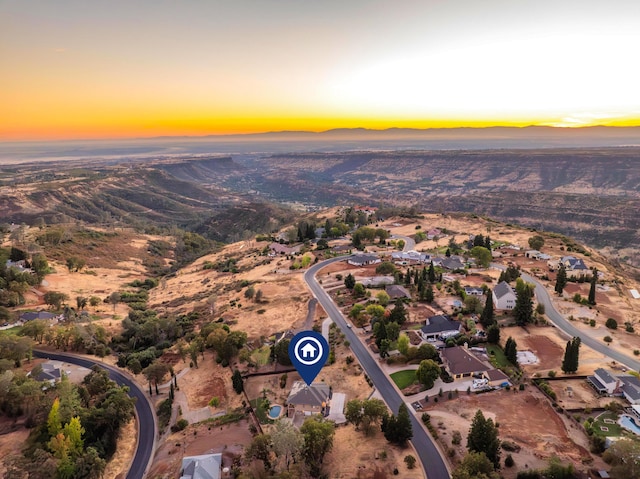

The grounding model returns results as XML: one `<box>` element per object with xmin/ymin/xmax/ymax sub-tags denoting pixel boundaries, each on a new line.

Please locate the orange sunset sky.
<box><xmin>2</xmin><ymin>0</ymin><xmax>640</xmax><ymax>141</ymax></box>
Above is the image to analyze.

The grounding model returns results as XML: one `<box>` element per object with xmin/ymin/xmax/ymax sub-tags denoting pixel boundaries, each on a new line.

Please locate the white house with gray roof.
<box><xmin>492</xmin><ymin>281</ymin><xmax>517</xmax><ymax>310</ymax></box>
<box><xmin>180</xmin><ymin>453</ymin><xmax>222</xmax><ymax>479</ymax></box>
<box><xmin>286</xmin><ymin>381</ymin><xmax>331</xmax><ymax>418</ymax></box>
<box><xmin>347</xmin><ymin>253</ymin><xmax>381</xmax><ymax>267</ymax></box>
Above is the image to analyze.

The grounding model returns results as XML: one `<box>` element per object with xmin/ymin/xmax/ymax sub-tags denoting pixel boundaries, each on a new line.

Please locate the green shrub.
<box><xmin>605</xmin><ymin>318</ymin><xmax>618</xmax><ymax>329</ymax></box>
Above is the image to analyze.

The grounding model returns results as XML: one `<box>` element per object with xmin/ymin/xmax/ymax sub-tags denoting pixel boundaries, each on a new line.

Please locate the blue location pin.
<box><xmin>289</xmin><ymin>331</ymin><xmax>330</xmax><ymax>386</ymax></box>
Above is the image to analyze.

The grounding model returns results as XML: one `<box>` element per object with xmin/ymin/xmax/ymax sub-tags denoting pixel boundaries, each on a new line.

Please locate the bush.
<box><xmin>421</xmin><ymin>413</ymin><xmax>431</xmax><ymax>425</ymax></box>
<box><xmin>505</xmin><ymin>454</ymin><xmax>515</xmax><ymax>467</ymax></box>
<box><xmin>208</xmin><ymin>397</ymin><xmax>220</xmax><ymax>407</ymax></box>
<box><xmin>590</xmin><ymin>319</ymin><xmax>596</xmax><ymax>327</ymax></box>
<box><xmin>603</xmin><ymin>336</ymin><xmax>613</xmax><ymax>343</ymax></box>
<box><xmin>404</xmin><ymin>455</ymin><xmax>416</xmax><ymax>469</ymax></box>
<box><xmin>605</xmin><ymin>318</ymin><xmax>618</xmax><ymax>330</ymax></box>
<box><xmin>548</xmin><ymin>370</ymin><xmax>557</xmax><ymax>378</ymax></box>
<box><xmin>451</xmin><ymin>430</ymin><xmax>462</xmax><ymax>445</ymax></box>
<box><xmin>634</xmin><ymin>350</ymin><xmax>640</xmax><ymax>356</ymax></box>
<box><xmin>171</xmin><ymin>418</ymin><xmax>189</xmax><ymax>432</ymax></box>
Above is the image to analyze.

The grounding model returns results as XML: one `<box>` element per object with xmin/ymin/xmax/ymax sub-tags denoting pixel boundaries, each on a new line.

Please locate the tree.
<box><xmin>404</xmin><ymin>455</ymin><xmax>416</xmax><ymax>469</ymax></box>
<box><xmin>108</xmin><ymin>292</ymin><xmax>120</xmax><ymax>312</ymax></box>
<box><xmin>514</xmin><ymin>279</ymin><xmax>534</xmax><ymax>326</ymax></box>
<box><xmin>48</xmin><ymin>397</ymin><xmax>62</xmax><ymax>438</ymax></box>
<box><xmin>555</xmin><ymin>264</ymin><xmax>567</xmax><ymax>295</ymax></box>
<box><xmin>76</xmin><ymin>296</ymin><xmax>88</xmax><ymax>311</ymax></box>
<box><xmin>487</xmin><ymin>324</ymin><xmax>500</xmax><ymax>344</ymax></box>
<box><xmin>467</xmin><ymin>410</ymin><xmax>501</xmax><ymax>468</ymax></box>
<box><xmin>428</xmin><ymin>262</ymin><xmax>436</xmax><ymax>283</ymax></box>
<box><xmin>528</xmin><ymin>235</ymin><xmax>545</xmax><ymax>250</ymax></box>
<box><xmin>397</xmin><ymin>333</ymin><xmax>410</xmax><ymax>356</ymax></box>
<box><xmin>272</xmin><ymin>339</ymin><xmax>292</xmax><ymax>366</ymax></box>
<box><xmin>416</xmin><ymin>359</ymin><xmax>441</xmax><ymax>390</ymax></box>
<box><xmin>464</xmin><ymin>296</ymin><xmax>482</xmax><ymax>315</ymax></box>
<box><xmin>244</xmin><ymin>285</ymin><xmax>255</xmax><ymax>300</ymax></box>
<box><xmin>345</xmin><ymin>399</ymin><xmax>364</xmax><ymax>428</ymax></box>
<box><xmin>504</xmin><ymin>337</ymin><xmax>518</xmax><ymax>366</ymax></box>
<box><xmin>606</xmin><ymin>318</ymin><xmax>618</xmax><ymax>329</ymax></box>
<box><xmin>452</xmin><ymin>452</ymin><xmax>500</xmax><ymax>479</ymax></box>
<box><xmin>603</xmin><ymin>439</ymin><xmax>640</xmax><ymax>479</ymax></box>
<box><xmin>561</xmin><ymin>337</ymin><xmax>581</xmax><ymax>374</ymax></box>
<box><xmin>361</xmin><ymin>398</ymin><xmax>388</xmax><ymax>435</ymax></box>
<box><xmin>63</xmin><ymin>416</ymin><xmax>85</xmax><ymax>456</ymax></box>
<box><xmin>480</xmin><ymin>290</ymin><xmax>495</xmax><ymax>328</ymax></box>
<box><xmin>376</xmin><ymin>291</ymin><xmax>390</xmax><ymax>306</ymax></box>
<box><xmin>143</xmin><ymin>362</ymin><xmax>169</xmax><ymax>394</ymax></box>
<box><xmin>344</xmin><ymin>273</ymin><xmax>356</xmax><ymax>290</ymax></box>
<box><xmin>422</xmin><ymin>283</ymin><xmax>434</xmax><ymax>303</ymax></box>
<box><xmin>473</xmin><ymin>234</ymin><xmax>485</xmax><ymax>247</ymax></box>
<box><xmin>245</xmin><ymin>433</ymin><xmax>273</xmax><ymax>471</ymax></box>
<box><xmin>349</xmin><ymin>304</ymin><xmax>366</xmax><ymax>327</ymax></box>
<box><xmin>470</xmin><ymin>246</ymin><xmax>492</xmax><ymax>268</ymax></box>
<box><xmin>232</xmin><ymin>369</ymin><xmax>243</xmax><ymax>394</ymax></box>
<box><xmin>271</xmin><ymin>419</ymin><xmax>304</xmax><ymax>473</ymax></box>
<box><xmin>375</xmin><ymin>261</ymin><xmax>397</xmax><ymax>275</ymax></box>
<box><xmin>588</xmin><ymin>268</ymin><xmax>598</xmax><ymax>305</ymax></box>
<box><xmin>389</xmin><ymin>299</ymin><xmax>407</xmax><ymax>324</ymax></box>
<box><xmin>44</xmin><ymin>291</ymin><xmax>69</xmax><ymax>310</ymax></box>
<box><xmin>353</xmin><ymin>283</ymin><xmax>366</xmax><ymax>297</ymax></box>
<box><xmin>382</xmin><ymin>403</ymin><xmax>413</xmax><ymax>445</ymax></box>
<box><xmin>300</xmin><ymin>416</ymin><xmax>334</xmax><ymax>477</ymax></box>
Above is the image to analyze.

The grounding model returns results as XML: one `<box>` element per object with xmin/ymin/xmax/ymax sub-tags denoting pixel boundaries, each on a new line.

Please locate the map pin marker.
<box><xmin>289</xmin><ymin>331</ymin><xmax>330</xmax><ymax>386</ymax></box>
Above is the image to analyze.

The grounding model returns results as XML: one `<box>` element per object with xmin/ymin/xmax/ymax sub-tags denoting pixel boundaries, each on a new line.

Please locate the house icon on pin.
<box><xmin>301</xmin><ymin>343</ymin><xmax>317</xmax><ymax>359</ymax></box>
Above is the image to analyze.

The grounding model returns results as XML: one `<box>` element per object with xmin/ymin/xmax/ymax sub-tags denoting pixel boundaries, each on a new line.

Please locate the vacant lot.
<box><xmin>423</xmin><ymin>388</ymin><xmax>596</xmax><ymax>477</ymax></box>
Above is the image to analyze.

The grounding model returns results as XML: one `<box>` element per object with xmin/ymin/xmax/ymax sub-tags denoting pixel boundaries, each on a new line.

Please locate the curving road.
<box><xmin>518</xmin><ymin>272</ymin><xmax>640</xmax><ymax>371</ymax></box>
<box><xmin>305</xmin><ymin>257</ymin><xmax>450</xmax><ymax>479</ymax></box>
<box><xmin>33</xmin><ymin>350</ymin><xmax>156</xmax><ymax>479</ymax></box>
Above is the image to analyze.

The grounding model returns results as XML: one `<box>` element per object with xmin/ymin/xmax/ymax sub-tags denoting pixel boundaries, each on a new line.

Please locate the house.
<box><xmin>269</xmin><ymin>242</ymin><xmax>301</xmax><ymax>255</ymax></box>
<box><xmin>440</xmin><ymin>346</ymin><xmax>490</xmax><ymax>379</ymax></box>
<box><xmin>355</xmin><ymin>206</ymin><xmax>378</xmax><ymax>216</ymax></box>
<box><xmin>492</xmin><ymin>281</ymin><xmax>517</xmax><ymax>310</ymax></box>
<box><xmin>587</xmin><ymin>368</ymin><xmax>621</xmax><ymax>395</ymax></box>
<box><xmin>385</xmin><ymin>284</ymin><xmax>411</xmax><ymax>300</ymax></box>
<box><xmin>32</xmin><ymin>361</ymin><xmax>64</xmax><ymax>385</ymax></box>
<box><xmin>464</xmin><ymin>286</ymin><xmax>484</xmax><ymax>297</ymax></box>
<box><xmin>360</xmin><ymin>276</ymin><xmax>395</xmax><ymax>288</ymax></box>
<box><xmin>6</xmin><ymin>260</ymin><xmax>31</xmax><ymax>273</ymax></box>
<box><xmin>420</xmin><ymin>315</ymin><xmax>462</xmax><ymax>341</ymax></box>
<box><xmin>180</xmin><ymin>453</ymin><xmax>223</xmax><ymax>479</ymax></box>
<box><xmin>347</xmin><ymin>254</ymin><xmax>381</xmax><ymax>267</ymax></box>
<box><xmin>19</xmin><ymin>311</ymin><xmax>60</xmax><ymax>322</ymax></box>
<box><xmin>524</xmin><ymin>250</ymin><xmax>551</xmax><ymax>260</ymax></box>
<box><xmin>426</xmin><ymin>228</ymin><xmax>441</xmax><ymax>240</ymax></box>
<box><xmin>560</xmin><ymin>255</ymin><xmax>590</xmax><ymax>278</ymax></box>
<box><xmin>286</xmin><ymin>381</ymin><xmax>331</xmax><ymax>418</ymax></box>
<box><xmin>483</xmin><ymin>368</ymin><xmax>510</xmax><ymax>387</ymax></box>
<box><xmin>440</xmin><ymin>257</ymin><xmax>465</xmax><ymax>271</ymax></box>
<box><xmin>619</xmin><ymin>376</ymin><xmax>640</xmax><ymax>405</ymax></box>
<box><xmin>391</xmin><ymin>250</ymin><xmax>432</xmax><ymax>264</ymax></box>
<box><xmin>331</xmin><ymin>244</ymin><xmax>352</xmax><ymax>253</ymax></box>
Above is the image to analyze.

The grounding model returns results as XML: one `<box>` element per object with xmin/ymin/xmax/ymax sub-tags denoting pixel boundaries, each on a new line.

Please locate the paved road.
<box><xmin>33</xmin><ymin>350</ymin><xmax>156</xmax><ymax>479</ymax></box>
<box><xmin>305</xmin><ymin>257</ymin><xmax>450</xmax><ymax>479</ymax></box>
<box><xmin>392</xmin><ymin>234</ymin><xmax>416</xmax><ymax>252</ymax></box>
<box><xmin>490</xmin><ymin>263</ymin><xmax>640</xmax><ymax>371</ymax></box>
<box><xmin>519</xmin><ymin>272</ymin><xmax>640</xmax><ymax>371</ymax></box>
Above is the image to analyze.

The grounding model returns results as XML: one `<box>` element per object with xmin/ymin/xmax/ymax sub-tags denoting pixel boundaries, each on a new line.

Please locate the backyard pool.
<box><xmin>619</xmin><ymin>415</ymin><xmax>640</xmax><ymax>435</ymax></box>
<box><xmin>268</xmin><ymin>405</ymin><xmax>283</xmax><ymax>419</ymax></box>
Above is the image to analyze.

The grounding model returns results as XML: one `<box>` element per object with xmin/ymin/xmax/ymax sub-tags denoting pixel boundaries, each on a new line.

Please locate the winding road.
<box><xmin>305</xmin><ymin>257</ymin><xmax>450</xmax><ymax>479</ymax></box>
<box><xmin>33</xmin><ymin>350</ymin><xmax>156</xmax><ymax>479</ymax></box>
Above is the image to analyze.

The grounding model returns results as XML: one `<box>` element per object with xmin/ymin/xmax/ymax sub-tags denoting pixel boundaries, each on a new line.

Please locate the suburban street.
<box><xmin>305</xmin><ymin>257</ymin><xmax>450</xmax><ymax>479</ymax></box>
<box><xmin>519</xmin><ymin>272</ymin><xmax>640</xmax><ymax>371</ymax></box>
<box><xmin>33</xmin><ymin>350</ymin><xmax>156</xmax><ymax>479</ymax></box>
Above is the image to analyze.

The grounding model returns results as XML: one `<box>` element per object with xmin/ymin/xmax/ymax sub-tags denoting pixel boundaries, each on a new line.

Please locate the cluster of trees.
<box><xmin>243</xmin><ymin>417</ymin><xmax>335</xmax><ymax>478</ymax></box>
<box><xmin>3</xmin><ymin>367</ymin><xmax>135</xmax><ymax>479</ymax></box>
<box><xmin>0</xmin><ymin>247</ymin><xmax>49</xmax><ymax>307</ymax></box>
<box><xmin>514</xmin><ymin>279</ymin><xmax>535</xmax><ymax>326</ymax></box>
<box><xmin>561</xmin><ymin>337</ymin><xmax>581</xmax><ymax>374</ymax></box>
<box><xmin>498</xmin><ymin>264</ymin><xmax>521</xmax><ymax>283</ymax></box>
<box><xmin>344</xmin><ymin>399</ymin><xmax>413</xmax><ymax>446</ymax></box>
<box><xmin>0</xmin><ymin>334</ymin><xmax>33</xmax><ymax>367</ymax></box>
<box><xmin>351</xmin><ymin>226</ymin><xmax>390</xmax><ymax>247</ymax></box>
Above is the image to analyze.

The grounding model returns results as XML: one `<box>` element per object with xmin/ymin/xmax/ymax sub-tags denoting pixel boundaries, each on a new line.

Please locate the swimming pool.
<box><xmin>619</xmin><ymin>415</ymin><xmax>640</xmax><ymax>435</ymax></box>
<box><xmin>268</xmin><ymin>405</ymin><xmax>282</xmax><ymax>419</ymax></box>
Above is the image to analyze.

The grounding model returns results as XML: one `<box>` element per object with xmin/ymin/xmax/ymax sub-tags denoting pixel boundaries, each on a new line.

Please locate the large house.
<box><xmin>587</xmin><ymin>368</ymin><xmax>640</xmax><ymax>405</ymax></box>
<box><xmin>385</xmin><ymin>284</ymin><xmax>411</xmax><ymax>300</ymax></box>
<box><xmin>347</xmin><ymin>254</ymin><xmax>381</xmax><ymax>267</ymax></box>
<box><xmin>440</xmin><ymin>346</ymin><xmax>489</xmax><ymax>379</ymax></box>
<box><xmin>464</xmin><ymin>286</ymin><xmax>484</xmax><ymax>297</ymax></box>
<box><xmin>180</xmin><ymin>453</ymin><xmax>223</xmax><ymax>479</ymax></box>
<box><xmin>269</xmin><ymin>243</ymin><xmax>301</xmax><ymax>255</ymax></box>
<box><xmin>492</xmin><ymin>281</ymin><xmax>517</xmax><ymax>310</ymax></box>
<box><xmin>391</xmin><ymin>250</ymin><xmax>432</xmax><ymax>264</ymax></box>
<box><xmin>286</xmin><ymin>381</ymin><xmax>331</xmax><ymax>418</ymax></box>
<box><xmin>420</xmin><ymin>315</ymin><xmax>462</xmax><ymax>341</ymax></box>
<box><xmin>555</xmin><ymin>255</ymin><xmax>590</xmax><ymax>278</ymax></box>
<box><xmin>19</xmin><ymin>311</ymin><xmax>61</xmax><ymax>322</ymax></box>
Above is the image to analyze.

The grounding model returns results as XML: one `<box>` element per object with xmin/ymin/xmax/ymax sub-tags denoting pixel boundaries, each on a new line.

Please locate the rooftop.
<box><xmin>441</xmin><ymin>346</ymin><xmax>490</xmax><ymax>376</ymax></box>
<box><xmin>287</xmin><ymin>381</ymin><xmax>331</xmax><ymax>407</ymax></box>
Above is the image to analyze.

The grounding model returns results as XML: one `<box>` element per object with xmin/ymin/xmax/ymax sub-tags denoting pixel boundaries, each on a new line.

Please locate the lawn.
<box><xmin>251</xmin><ymin>345</ymin><xmax>272</xmax><ymax>366</ymax></box>
<box><xmin>486</xmin><ymin>344</ymin><xmax>511</xmax><ymax>368</ymax></box>
<box><xmin>250</xmin><ymin>398</ymin><xmax>274</xmax><ymax>424</ymax></box>
<box><xmin>390</xmin><ymin>370</ymin><xmax>417</xmax><ymax>389</ymax></box>
<box><xmin>591</xmin><ymin>411</ymin><xmax>623</xmax><ymax>437</ymax></box>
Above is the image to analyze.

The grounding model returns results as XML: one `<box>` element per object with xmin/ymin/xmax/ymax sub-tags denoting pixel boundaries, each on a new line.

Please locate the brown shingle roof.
<box><xmin>440</xmin><ymin>346</ymin><xmax>489</xmax><ymax>376</ymax></box>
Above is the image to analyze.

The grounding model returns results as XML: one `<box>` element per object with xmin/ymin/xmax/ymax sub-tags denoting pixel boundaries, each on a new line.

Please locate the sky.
<box><xmin>2</xmin><ymin>0</ymin><xmax>640</xmax><ymax>140</ymax></box>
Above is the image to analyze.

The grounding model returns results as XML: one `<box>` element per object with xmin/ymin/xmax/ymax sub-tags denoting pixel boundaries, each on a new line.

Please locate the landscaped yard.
<box><xmin>251</xmin><ymin>345</ymin><xmax>272</xmax><ymax>366</ymax></box>
<box><xmin>486</xmin><ymin>344</ymin><xmax>510</xmax><ymax>368</ymax></box>
<box><xmin>591</xmin><ymin>411</ymin><xmax>623</xmax><ymax>437</ymax></box>
<box><xmin>390</xmin><ymin>370</ymin><xmax>417</xmax><ymax>389</ymax></box>
<box><xmin>249</xmin><ymin>397</ymin><xmax>274</xmax><ymax>424</ymax></box>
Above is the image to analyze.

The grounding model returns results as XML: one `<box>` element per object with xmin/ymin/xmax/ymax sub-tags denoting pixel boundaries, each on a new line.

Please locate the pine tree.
<box><xmin>423</xmin><ymin>284</ymin><xmax>434</xmax><ymax>303</ymax></box>
<box><xmin>484</xmin><ymin>236</ymin><xmax>492</xmax><ymax>251</ymax></box>
<box><xmin>514</xmin><ymin>280</ymin><xmax>533</xmax><ymax>326</ymax></box>
<box><xmin>555</xmin><ymin>264</ymin><xmax>567</xmax><ymax>295</ymax></box>
<box><xmin>428</xmin><ymin>262</ymin><xmax>436</xmax><ymax>283</ymax></box>
<box><xmin>480</xmin><ymin>290</ymin><xmax>495</xmax><ymax>328</ymax></box>
<box><xmin>232</xmin><ymin>369</ymin><xmax>244</xmax><ymax>394</ymax></box>
<box><xmin>487</xmin><ymin>324</ymin><xmax>500</xmax><ymax>344</ymax></box>
<box><xmin>588</xmin><ymin>268</ymin><xmax>597</xmax><ymax>305</ymax></box>
<box><xmin>382</xmin><ymin>403</ymin><xmax>413</xmax><ymax>445</ymax></box>
<box><xmin>504</xmin><ymin>337</ymin><xmax>518</xmax><ymax>366</ymax></box>
<box><xmin>467</xmin><ymin>410</ymin><xmax>501</xmax><ymax>468</ymax></box>
<box><xmin>344</xmin><ymin>274</ymin><xmax>356</xmax><ymax>290</ymax></box>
